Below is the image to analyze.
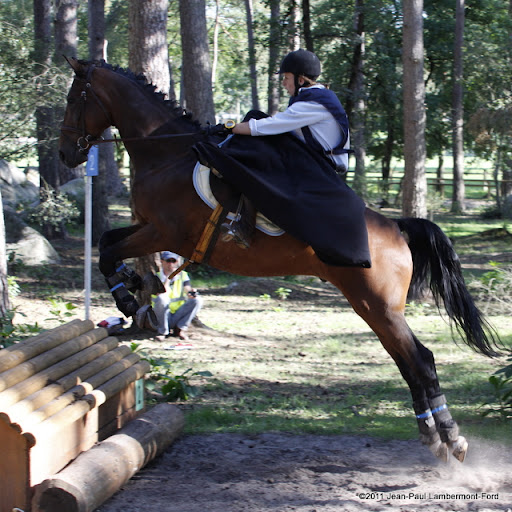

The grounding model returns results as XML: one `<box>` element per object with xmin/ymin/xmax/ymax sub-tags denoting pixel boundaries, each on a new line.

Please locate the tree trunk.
<box><xmin>451</xmin><ymin>0</ymin><xmax>465</xmax><ymax>213</ymax></box>
<box><xmin>267</xmin><ymin>0</ymin><xmax>281</xmax><ymax>115</ymax></box>
<box><xmin>290</xmin><ymin>0</ymin><xmax>301</xmax><ymax>50</ymax></box>
<box><xmin>244</xmin><ymin>0</ymin><xmax>260</xmax><ymax>110</ymax></box>
<box><xmin>54</xmin><ymin>0</ymin><xmax>78</xmax><ymax>58</ymax></box>
<box><xmin>0</xmin><ymin>189</ymin><xmax>9</xmax><ymax>324</ymax></box>
<box><xmin>348</xmin><ymin>0</ymin><xmax>366</xmax><ymax>197</ymax></box>
<box><xmin>436</xmin><ymin>152</ymin><xmax>445</xmax><ymax>197</ymax></box>
<box><xmin>34</xmin><ymin>0</ymin><xmax>64</xmax><ymax>239</ymax></box>
<box><xmin>88</xmin><ymin>0</ymin><xmax>121</xmax><ymax>244</ymax></box>
<box><xmin>179</xmin><ymin>0</ymin><xmax>215</xmax><ymax>124</ymax></box>
<box><xmin>401</xmin><ymin>0</ymin><xmax>427</xmax><ymax>218</ymax></box>
<box><xmin>302</xmin><ymin>0</ymin><xmax>313</xmax><ymax>52</ymax></box>
<box><xmin>54</xmin><ymin>0</ymin><xmax>83</xmax><ymax>187</ymax></box>
<box><xmin>212</xmin><ymin>0</ymin><xmax>220</xmax><ymax>88</ymax></box>
<box><xmin>34</xmin><ymin>0</ymin><xmax>58</xmax><ymax>192</ymax></box>
<box><xmin>128</xmin><ymin>0</ymin><xmax>171</xmax><ymax>306</ymax></box>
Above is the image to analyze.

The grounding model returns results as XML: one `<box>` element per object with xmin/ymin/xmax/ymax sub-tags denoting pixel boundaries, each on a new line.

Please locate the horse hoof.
<box><xmin>428</xmin><ymin>439</ymin><xmax>449</xmax><ymax>462</ymax></box>
<box><xmin>143</xmin><ymin>272</ymin><xmax>166</xmax><ymax>295</ymax></box>
<box><xmin>450</xmin><ymin>436</ymin><xmax>468</xmax><ymax>463</ymax></box>
<box><xmin>135</xmin><ymin>304</ymin><xmax>158</xmax><ymax>331</ymax></box>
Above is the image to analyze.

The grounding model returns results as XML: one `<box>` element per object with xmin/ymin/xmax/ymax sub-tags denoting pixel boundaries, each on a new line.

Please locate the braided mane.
<box><xmin>77</xmin><ymin>59</ymin><xmax>200</xmax><ymax>130</ymax></box>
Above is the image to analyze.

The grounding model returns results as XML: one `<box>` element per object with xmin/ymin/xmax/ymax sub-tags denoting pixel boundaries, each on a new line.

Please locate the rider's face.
<box><xmin>282</xmin><ymin>73</ymin><xmax>296</xmax><ymax>96</ymax></box>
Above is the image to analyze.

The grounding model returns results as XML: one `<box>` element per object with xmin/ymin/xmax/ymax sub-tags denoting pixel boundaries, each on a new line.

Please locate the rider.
<box><xmin>221</xmin><ymin>49</ymin><xmax>351</xmax><ymax>248</ymax></box>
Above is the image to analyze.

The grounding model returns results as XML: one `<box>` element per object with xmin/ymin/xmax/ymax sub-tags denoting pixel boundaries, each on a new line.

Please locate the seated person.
<box><xmin>152</xmin><ymin>251</ymin><xmax>203</xmax><ymax>342</ymax></box>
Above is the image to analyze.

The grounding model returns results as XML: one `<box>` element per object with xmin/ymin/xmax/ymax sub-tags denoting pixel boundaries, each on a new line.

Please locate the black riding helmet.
<box><xmin>278</xmin><ymin>49</ymin><xmax>321</xmax><ymax>80</ymax></box>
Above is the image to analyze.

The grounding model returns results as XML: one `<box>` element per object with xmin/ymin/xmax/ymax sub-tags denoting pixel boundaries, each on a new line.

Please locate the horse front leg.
<box><xmin>98</xmin><ymin>224</ymin><xmax>165</xmax><ymax>329</ymax></box>
<box><xmin>99</xmin><ymin>225</ymin><xmax>145</xmax><ymax>293</ymax></box>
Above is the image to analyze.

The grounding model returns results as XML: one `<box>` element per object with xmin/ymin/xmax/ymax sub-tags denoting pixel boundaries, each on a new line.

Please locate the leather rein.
<box><xmin>60</xmin><ymin>64</ymin><xmax>202</xmax><ymax>155</ymax></box>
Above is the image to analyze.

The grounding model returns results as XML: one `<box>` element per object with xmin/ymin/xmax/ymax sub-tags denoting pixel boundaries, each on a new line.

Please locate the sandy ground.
<box><xmin>95</xmin><ymin>431</ymin><xmax>512</xmax><ymax>512</ymax></box>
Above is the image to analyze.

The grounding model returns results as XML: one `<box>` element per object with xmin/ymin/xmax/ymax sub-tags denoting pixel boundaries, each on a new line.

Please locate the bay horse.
<box><xmin>59</xmin><ymin>58</ymin><xmax>498</xmax><ymax>463</ymax></box>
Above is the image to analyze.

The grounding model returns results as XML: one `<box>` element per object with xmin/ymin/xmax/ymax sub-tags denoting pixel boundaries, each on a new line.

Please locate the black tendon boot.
<box><xmin>220</xmin><ymin>195</ymin><xmax>256</xmax><ymax>249</ymax></box>
<box><xmin>413</xmin><ymin>398</ymin><xmax>448</xmax><ymax>461</ymax></box>
<box><xmin>429</xmin><ymin>394</ymin><xmax>459</xmax><ymax>443</ymax></box>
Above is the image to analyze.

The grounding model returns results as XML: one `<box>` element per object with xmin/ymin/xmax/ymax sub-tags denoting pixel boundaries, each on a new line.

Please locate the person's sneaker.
<box><xmin>173</xmin><ymin>327</ymin><xmax>191</xmax><ymax>341</ymax></box>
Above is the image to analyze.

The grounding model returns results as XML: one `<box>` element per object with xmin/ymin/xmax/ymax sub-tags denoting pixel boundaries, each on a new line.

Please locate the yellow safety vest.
<box><xmin>168</xmin><ymin>271</ymin><xmax>189</xmax><ymax>314</ymax></box>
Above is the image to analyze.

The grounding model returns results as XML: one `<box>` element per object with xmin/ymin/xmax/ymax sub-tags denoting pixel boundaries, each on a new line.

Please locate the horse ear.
<box><xmin>63</xmin><ymin>56</ymin><xmax>84</xmax><ymax>77</ymax></box>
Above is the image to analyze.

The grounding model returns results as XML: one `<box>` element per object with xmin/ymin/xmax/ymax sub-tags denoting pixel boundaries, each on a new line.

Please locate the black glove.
<box><xmin>204</xmin><ymin>120</ymin><xmax>236</xmax><ymax>136</ymax></box>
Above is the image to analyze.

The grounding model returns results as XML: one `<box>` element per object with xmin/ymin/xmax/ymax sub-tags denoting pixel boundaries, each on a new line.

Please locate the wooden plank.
<box><xmin>29</xmin><ymin>407</ymin><xmax>100</xmax><ymax>486</ymax></box>
<box><xmin>32</xmin><ymin>404</ymin><xmax>185</xmax><ymax>512</ymax></box>
<box><xmin>28</xmin><ymin>361</ymin><xmax>150</xmax><ymax>441</ymax></box>
<box><xmin>0</xmin><ymin>319</ymin><xmax>93</xmax><ymax>373</ymax></box>
<box><xmin>97</xmin><ymin>382</ymin><xmax>140</xmax><ymax>439</ymax></box>
<box><xmin>0</xmin><ymin>335</ymin><xmax>118</xmax><ymax>410</ymax></box>
<box><xmin>5</xmin><ymin>344</ymin><xmax>130</xmax><ymax>422</ymax></box>
<box><xmin>0</xmin><ymin>417</ymin><xmax>31</xmax><ymax>512</ymax></box>
<box><xmin>22</xmin><ymin>352</ymin><xmax>141</xmax><ymax>429</ymax></box>
<box><xmin>0</xmin><ymin>327</ymin><xmax>109</xmax><ymax>393</ymax></box>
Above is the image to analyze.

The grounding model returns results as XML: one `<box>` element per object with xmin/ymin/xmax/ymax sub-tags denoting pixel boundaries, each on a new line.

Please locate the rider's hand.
<box><xmin>204</xmin><ymin>120</ymin><xmax>235</xmax><ymax>136</ymax></box>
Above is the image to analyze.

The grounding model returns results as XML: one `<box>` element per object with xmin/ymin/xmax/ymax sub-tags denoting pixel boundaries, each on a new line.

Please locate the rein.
<box><xmin>60</xmin><ymin>64</ymin><xmax>202</xmax><ymax>154</ymax></box>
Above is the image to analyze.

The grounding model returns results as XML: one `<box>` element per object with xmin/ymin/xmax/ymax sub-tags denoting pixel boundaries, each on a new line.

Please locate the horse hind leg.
<box><xmin>393</xmin><ymin>331</ymin><xmax>468</xmax><ymax>462</ymax></box>
<box><xmin>366</xmin><ymin>308</ymin><xmax>468</xmax><ymax>462</ymax></box>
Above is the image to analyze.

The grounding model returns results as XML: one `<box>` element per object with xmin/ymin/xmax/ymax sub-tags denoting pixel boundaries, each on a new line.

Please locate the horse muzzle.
<box><xmin>59</xmin><ymin>145</ymin><xmax>88</xmax><ymax>168</ymax></box>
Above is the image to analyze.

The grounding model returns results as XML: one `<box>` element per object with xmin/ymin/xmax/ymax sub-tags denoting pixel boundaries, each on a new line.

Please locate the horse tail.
<box><xmin>396</xmin><ymin>217</ymin><xmax>500</xmax><ymax>357</ymax></box>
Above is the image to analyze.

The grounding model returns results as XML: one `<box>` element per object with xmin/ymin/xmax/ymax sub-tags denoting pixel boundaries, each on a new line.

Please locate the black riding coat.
<box><xmin>194</xmin><ymin>115</ymin><xmax>371</xmax><ymax>268</ymax></box>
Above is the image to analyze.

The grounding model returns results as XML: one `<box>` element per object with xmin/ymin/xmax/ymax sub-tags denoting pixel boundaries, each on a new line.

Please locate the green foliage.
<box><xmin>0</xmin><ymin>304</ymin><xmax>42</xmax><ymax>349</ymax></box>
<box><xmin>259</xmin><ymin>287</ymin><xmax>292</xmax><ymax>301</ymax></box>
<box><xmin>7</xmin><ymin>275</ymin><xmax>20</xmax><ymax>300</ymax></box>
<box><xmin>26</xmin><ymin>184</ymin><xmax>80</xmax><ymax>232</ymax></box>
<box><xmin>470</xmin><ymin>262</ymin><xmax>512</xmax><ymax>316</ymax></box>
<box><xmin>274</xmin><ymin>287</ymin><xmax>292</xmax><ymax>300</ymax></box>
<box><xmin>46</xmin><ymin>299</ymin><xmax>77</xmax><ymax>323</ymax></box>
<box><xmin>161</xmin><ymin>368</ymin><xmax>214</xmax><ymax>401</ymax></box>
<box><xmin>482</xmin><ymin>353</ymin><xmax>512</xmax><ymax>420</ymax></box>
<box><xmin>405</xmin><ymin>301</ymin><xmax>433</xmax><ymax>317</ymax></box>
<box><xmin>130</xmin><ymin>343</ymin><xmax>212</xmax><ymax>402</ymax></box>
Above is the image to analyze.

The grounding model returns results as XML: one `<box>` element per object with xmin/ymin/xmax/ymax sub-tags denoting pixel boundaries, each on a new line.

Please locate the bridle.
<box><xmin>60</xmin><ymin>63</ymin><xmax>220</xmax><ymax>157</ymax></box>
<box><xmin>60</xmin><ymin>64</ymin><xmax>116</xmax><ymax>154</ymax></box>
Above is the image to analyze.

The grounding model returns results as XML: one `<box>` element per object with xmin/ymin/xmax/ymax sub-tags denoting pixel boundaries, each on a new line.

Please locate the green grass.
<box><xmin>149</xmin><ymin>286</ymin><xmax>512</xmax><ymax>444</ymax></box>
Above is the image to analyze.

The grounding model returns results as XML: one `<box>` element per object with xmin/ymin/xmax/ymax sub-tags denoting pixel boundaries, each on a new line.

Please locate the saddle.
<box><xmin>192</xmin><ymin>162</ymin><xmax>284</xmax><ymax>237</ymax></box>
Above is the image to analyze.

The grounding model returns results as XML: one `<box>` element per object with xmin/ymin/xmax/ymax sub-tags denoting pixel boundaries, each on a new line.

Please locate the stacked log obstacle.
<box><xmin>0</xmin><ymin>319</ymin><xmax>185</xmax><ymax>512</ymax></box>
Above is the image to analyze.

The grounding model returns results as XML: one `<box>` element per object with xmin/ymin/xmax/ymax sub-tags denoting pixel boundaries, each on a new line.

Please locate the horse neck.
<box><xmin>98</xmin><ymin>68</ymin><xmax>171</xmax><ymax>140</ymax></box>
<box><xmin>98</xmin><ymin>68</ymin><xmax>197</xmax><ymax>171</ymax></box>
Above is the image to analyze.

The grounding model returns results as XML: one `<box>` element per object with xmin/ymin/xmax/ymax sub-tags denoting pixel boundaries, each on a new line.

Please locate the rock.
<box><xmin>4</xmin><ymin>207</ymin><xmax>60</xmax><ymax>265</ymax></box>
<box><xmin>61</xmin><ymin>177</ymin><xmax>85</xmax><ymax>217</ymax></box>
<box><xmin>0</xmin><ymin>159</ymin><xmax>38</xmax><ymax>207</ymax></box>
<box><xmin>61</xmin><ymin>177</ymin><xmax>84</xmax><ymax>201</ymax></box>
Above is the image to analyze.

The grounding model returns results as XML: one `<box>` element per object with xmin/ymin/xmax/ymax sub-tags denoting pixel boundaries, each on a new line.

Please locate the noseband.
<box><xmin>60</xmin><ymin>64</ymin><xmax>115</xmax><ymax>154</ymax></box>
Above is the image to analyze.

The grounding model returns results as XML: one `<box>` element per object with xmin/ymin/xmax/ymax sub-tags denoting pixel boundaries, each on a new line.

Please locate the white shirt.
<box><xmin>247</xmin><ymin>85</ymin><xmax>350</xmax><ymax>171</ymax></box>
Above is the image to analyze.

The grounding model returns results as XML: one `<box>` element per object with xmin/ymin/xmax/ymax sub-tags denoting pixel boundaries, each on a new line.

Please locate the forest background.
<box><xmin>0</xmin><ymin>0</ymin><xmax>512</xmax><ymax>319</ymax></box>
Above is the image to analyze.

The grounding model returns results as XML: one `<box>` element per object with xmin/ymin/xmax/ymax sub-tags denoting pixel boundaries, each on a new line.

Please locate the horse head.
<box><xmin>59</xmin><ymin>57</ymin><xmax>114</xmax><ymax>168</ymax></box>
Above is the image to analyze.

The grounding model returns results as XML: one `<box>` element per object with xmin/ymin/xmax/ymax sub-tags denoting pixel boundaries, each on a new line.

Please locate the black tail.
<box><xmin>396</xmin><ymin>217</ymin><xmax>500</xmax><ymax>357</ymax></box>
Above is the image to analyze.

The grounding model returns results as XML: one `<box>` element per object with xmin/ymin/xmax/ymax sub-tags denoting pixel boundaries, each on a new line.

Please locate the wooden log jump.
<box><xmin>32</xmin><ymin>403</ymin><xmax>185</xmax><ymax>512</ymax></box>
<box><xmin>0</xmin><ymin>319</ymin><xmax>185</xmax><ymax>512</ymax></box>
